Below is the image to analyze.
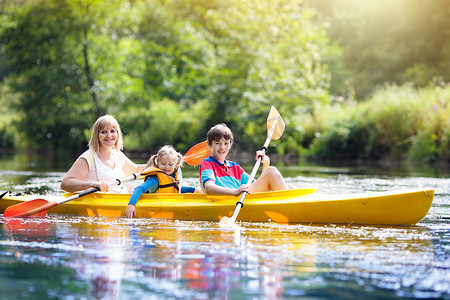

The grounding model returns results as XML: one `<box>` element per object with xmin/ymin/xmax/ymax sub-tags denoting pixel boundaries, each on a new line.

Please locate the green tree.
<box><xmin>0</xmin><ymin>0</ymin><xmax>140</xmax><ymax>150</ymax></box>
<box><xmin>1</xmin><ymin>0</ymin><xmax>336</xmax><ymax>155</ymax></box>
<box><xmin>107</xmin><ymin>0</ymin><xmax>217</xmax><ymax>151</ymax></box>
<box><xmin>1</xmin><ymin>0</ymin><xmax>91</xmax><ymax>149</ymax></box>
<box><xmin>168</xmin><ymin>0</ymin><xmax>333</xmax><ymax>152</ymax></box>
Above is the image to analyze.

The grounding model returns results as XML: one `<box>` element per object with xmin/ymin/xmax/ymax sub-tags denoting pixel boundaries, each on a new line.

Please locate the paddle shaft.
<box><xmin>9</xmin><ymin>185</ymin><xmax>109</xmax><ymax>218</ymax></box>
<box><xmin>55</xmin><ymin>173</ymin><xmax>139</xmax><ymax>205</ymax></box>
<box><xmin>229</xmin><ymin>114</ymin><xmax>281</xmax><ymax>221</ymax></box>
<box><xmin>5</xmin><ymin>173</ymin><xmax>141</xmax><ymax>218</ymax></box>
<box><xmin>235</xmin><ymin>136</ymin><xmax>270</xmax><ymax>208</ymax></box>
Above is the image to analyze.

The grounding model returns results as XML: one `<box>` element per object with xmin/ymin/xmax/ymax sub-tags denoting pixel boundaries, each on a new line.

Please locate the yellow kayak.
<box><xmin>0</xmin><ymin>188</ymin><xmax>434</xmax><ymax>225</ymax></box>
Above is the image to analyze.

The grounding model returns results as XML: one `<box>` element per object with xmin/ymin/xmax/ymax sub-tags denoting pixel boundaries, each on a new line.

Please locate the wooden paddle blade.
<box><xmin>184</xmin><ymin>140</ymin><xmax>212</xmax><ymax>166</ymax></box>
<box><xmin>4</xmin><ymin>198</ymin><xmax>56</xmax><ymax>218</ymax></box>
<box><xmin>266</xmin><ymin>106</ymin><xmax>285</xmax><ymax>140</ymax></box>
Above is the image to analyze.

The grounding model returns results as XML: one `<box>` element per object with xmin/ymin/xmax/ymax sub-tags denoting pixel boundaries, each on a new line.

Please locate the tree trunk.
<box><xmin>82</xmin><ymin>29</ymin><xmax>102</xmax><ymax>117</ymax></box>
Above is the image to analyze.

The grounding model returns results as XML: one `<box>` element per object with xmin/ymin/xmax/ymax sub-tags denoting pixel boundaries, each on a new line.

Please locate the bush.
<box><xmin>0</xmin><ymin>126</ymin><xmax>15</xmax><ymax>148</ymax></box>
<box><xmin>409</xmin><ymin>86</ymin><xmax>450</xmax><ymax>162</ymax></box>
<box><xmin>300</xmin><ymin>83</ymin><xmax>450</xmax><ymax>163</ymax></box>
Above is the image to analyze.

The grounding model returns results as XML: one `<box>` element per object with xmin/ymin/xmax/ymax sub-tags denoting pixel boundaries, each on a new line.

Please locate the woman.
<box><xmin>61</xmin><ymin>115</ymin><xmax>145</xmax><ymax>193</ymax></box>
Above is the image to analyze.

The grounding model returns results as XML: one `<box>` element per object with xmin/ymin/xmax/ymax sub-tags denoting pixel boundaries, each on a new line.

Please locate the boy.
<box><xmin>199</xmin><ymin>123</ymin><xmax>293</xmax><ymax>195</ymax></box>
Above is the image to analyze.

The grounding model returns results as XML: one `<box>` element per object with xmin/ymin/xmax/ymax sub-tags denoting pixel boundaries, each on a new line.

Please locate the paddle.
<box><xmin>4</xmin><ymin>173</ymin><xmax>142</xmax><ymax>218</ymax></box>
<box><xmin>219</xmin><ymin>106</ymin><xmax>285</xmax><ymax>227</ymax></box>
<box><xmin>184</xmin><ymin>140</ymin><xmax>211</xmax><ymax>166</ymax></box>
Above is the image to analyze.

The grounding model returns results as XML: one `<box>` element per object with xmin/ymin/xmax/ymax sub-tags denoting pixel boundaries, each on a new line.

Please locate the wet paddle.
<box><xmin>3</xmin><ymin>141</ymin><xmax>212</xmax><ymax>218</ymax></box>
<box><xmin>219</xmin><ymin>106</ymin><xmax>285</xmax><ymax>227</ymax></box>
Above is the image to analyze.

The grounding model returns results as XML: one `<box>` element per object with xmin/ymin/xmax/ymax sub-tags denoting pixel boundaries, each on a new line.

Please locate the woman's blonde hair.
<box><xmin>145</xmin><ymin>145</ymin><xmax>184</xmax><ymax>170</ymax></box>
<box><xmin>88</xmin><ymin>115</ymin><xmax>124</xmax><ymax>152</ymax></box>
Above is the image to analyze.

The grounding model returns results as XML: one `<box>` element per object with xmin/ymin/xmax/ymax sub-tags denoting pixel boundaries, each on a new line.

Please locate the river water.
<box><xmin>0</xmin><ymin>152</ymin><xmax>449</xmax><ymax>299</ymax></box>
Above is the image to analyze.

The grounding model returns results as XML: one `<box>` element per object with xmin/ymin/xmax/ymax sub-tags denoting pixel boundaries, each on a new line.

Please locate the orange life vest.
<box><xmin>140</xmin><ymin>166</ymin><xmax>181</xmax><ymax>193</ymax></box>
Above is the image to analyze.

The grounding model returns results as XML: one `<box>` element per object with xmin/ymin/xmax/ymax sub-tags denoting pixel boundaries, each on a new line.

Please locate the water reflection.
<box><xmin>4</xmin><ymin>218</ymin><xmax>54</xmax><ymax>238</ymax></box>
<box><xmin>0</xmin><ymin>214</ymin><xmax>448</xmax><ymax>299</ymax></box>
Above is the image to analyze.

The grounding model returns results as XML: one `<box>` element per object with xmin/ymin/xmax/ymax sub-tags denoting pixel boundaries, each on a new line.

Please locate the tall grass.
<box><xmin>302</xmin><ymin>84</ymin><xmax>450</xmax><ymax>163</ymax></box>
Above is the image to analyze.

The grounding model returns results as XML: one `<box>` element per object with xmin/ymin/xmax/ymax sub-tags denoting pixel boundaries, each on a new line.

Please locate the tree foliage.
<box><xmin>1</xmin><ymin>0</ymin><xmax>448</xmax><ymax>163</ymax></box>
<box><xmin>0</xmin><ymin>0</ymin><xmax>331</xmax><ymax>153</ymax></box>
<box><xmin>0</xmin><ymin>0</ymin><xmax>92</xmax><ymax>149</ymax></box>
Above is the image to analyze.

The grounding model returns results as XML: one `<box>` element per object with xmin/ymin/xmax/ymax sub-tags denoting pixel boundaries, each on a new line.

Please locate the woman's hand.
<box><xmin>94</xmin><ymin>181</ymin><xmax>109</xmax><ymax>192</ymax></box>
<box><xmin>194</xmin><ymin>187</ymin><xmax>203</xmax><ymax>193</ymax></box>
<box><xmin>125</xmin><ymin>204</ymin><xmax>136</xmax><ymax>218</ymax></box>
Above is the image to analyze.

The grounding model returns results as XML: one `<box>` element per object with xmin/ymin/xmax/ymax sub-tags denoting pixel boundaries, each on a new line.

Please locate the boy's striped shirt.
<box><xmin>200</xmin><ymin>156</ymin><xmax>250</xmax><ymax>189</ymax></box>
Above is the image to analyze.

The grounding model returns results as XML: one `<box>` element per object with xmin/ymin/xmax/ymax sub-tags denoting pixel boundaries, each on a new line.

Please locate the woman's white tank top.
<box><xmin>79</xmin><ymin>149</ymin><xmax>126</xmax><ymax>193</ymax></box>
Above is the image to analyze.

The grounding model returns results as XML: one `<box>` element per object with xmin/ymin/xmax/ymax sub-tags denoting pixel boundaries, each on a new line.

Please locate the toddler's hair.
<box><xmin>207</xmin><ymin>123</ymin><xmax>234</xmax><ymax>146</ymax></box>
<box><xmin>145</xmin><ymin>145</ymin><xmax>184</xmax><ymax>170</ymax></box>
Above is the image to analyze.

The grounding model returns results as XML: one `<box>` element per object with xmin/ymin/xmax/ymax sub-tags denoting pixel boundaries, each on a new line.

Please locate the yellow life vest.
<box><xmin>140</xmin><ymin>166</ymin><xmax>181</xmax><ymax>193</ymax></box>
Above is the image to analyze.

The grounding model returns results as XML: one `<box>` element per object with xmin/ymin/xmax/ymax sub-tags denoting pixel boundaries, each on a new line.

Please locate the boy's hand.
<box><xmin>235</xmin><ymin>184</ymin><xmax>250</xmax><ymax>196</ymax></box>
<box><xmin>256</xmin><ymin>150</ymin><xmax>270</xmax><ymax>167</ymax></box>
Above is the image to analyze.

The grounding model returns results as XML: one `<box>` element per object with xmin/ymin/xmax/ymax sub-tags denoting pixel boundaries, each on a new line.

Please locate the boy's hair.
<box><xmin>145</xmin><ymin>145</ymin><xmax>184</xmax><ymax>170</ymax></box>
<box><xmin>207</xmin><ymin>123</ymin><xmax>234</xmax><ymax>146</ymax></box>
<box><xmin>89</xmin><ymin>115</ymin><xmax>123</xmax><ymax>152</ymax></box>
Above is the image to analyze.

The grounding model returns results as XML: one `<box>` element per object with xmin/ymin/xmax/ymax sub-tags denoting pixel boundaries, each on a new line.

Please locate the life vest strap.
<box><xmin>158</xmin><ymin>180</ymin><xmax>180</xmax><ymax>191</ymax></box>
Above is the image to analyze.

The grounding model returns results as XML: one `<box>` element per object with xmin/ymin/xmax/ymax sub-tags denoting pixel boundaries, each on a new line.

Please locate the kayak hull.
<box><xmin>0</xmin><ymin>188</ymin><xmax>434</xmax><ymax>225</ymax></box>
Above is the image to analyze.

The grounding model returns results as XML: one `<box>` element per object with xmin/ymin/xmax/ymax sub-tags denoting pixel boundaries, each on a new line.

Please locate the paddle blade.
<box><xmin>4</xmin><ymin>198</ymin><xmax>56</xmax><ymax>218</ymax></box>
<box><xmin>219</xmin><ymin>216</ymin><xmax>235</xmax><ymax>227</ymax></box>
<box><xmin>184</xmin><ymin>140</ymin><xmax>211</xmax><ymax>166</ymax></box>
<box><xmin>267</xmin><ymin>106</ymin><xmax>285</xmax><ymax>140</ymax></box>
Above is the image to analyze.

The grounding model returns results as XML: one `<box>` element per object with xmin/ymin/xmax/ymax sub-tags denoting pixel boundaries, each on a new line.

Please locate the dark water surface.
<box><xmin>0</xmin><ymin>152</ymin><xmax>449</xmax><ymax>299</ymax></box>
